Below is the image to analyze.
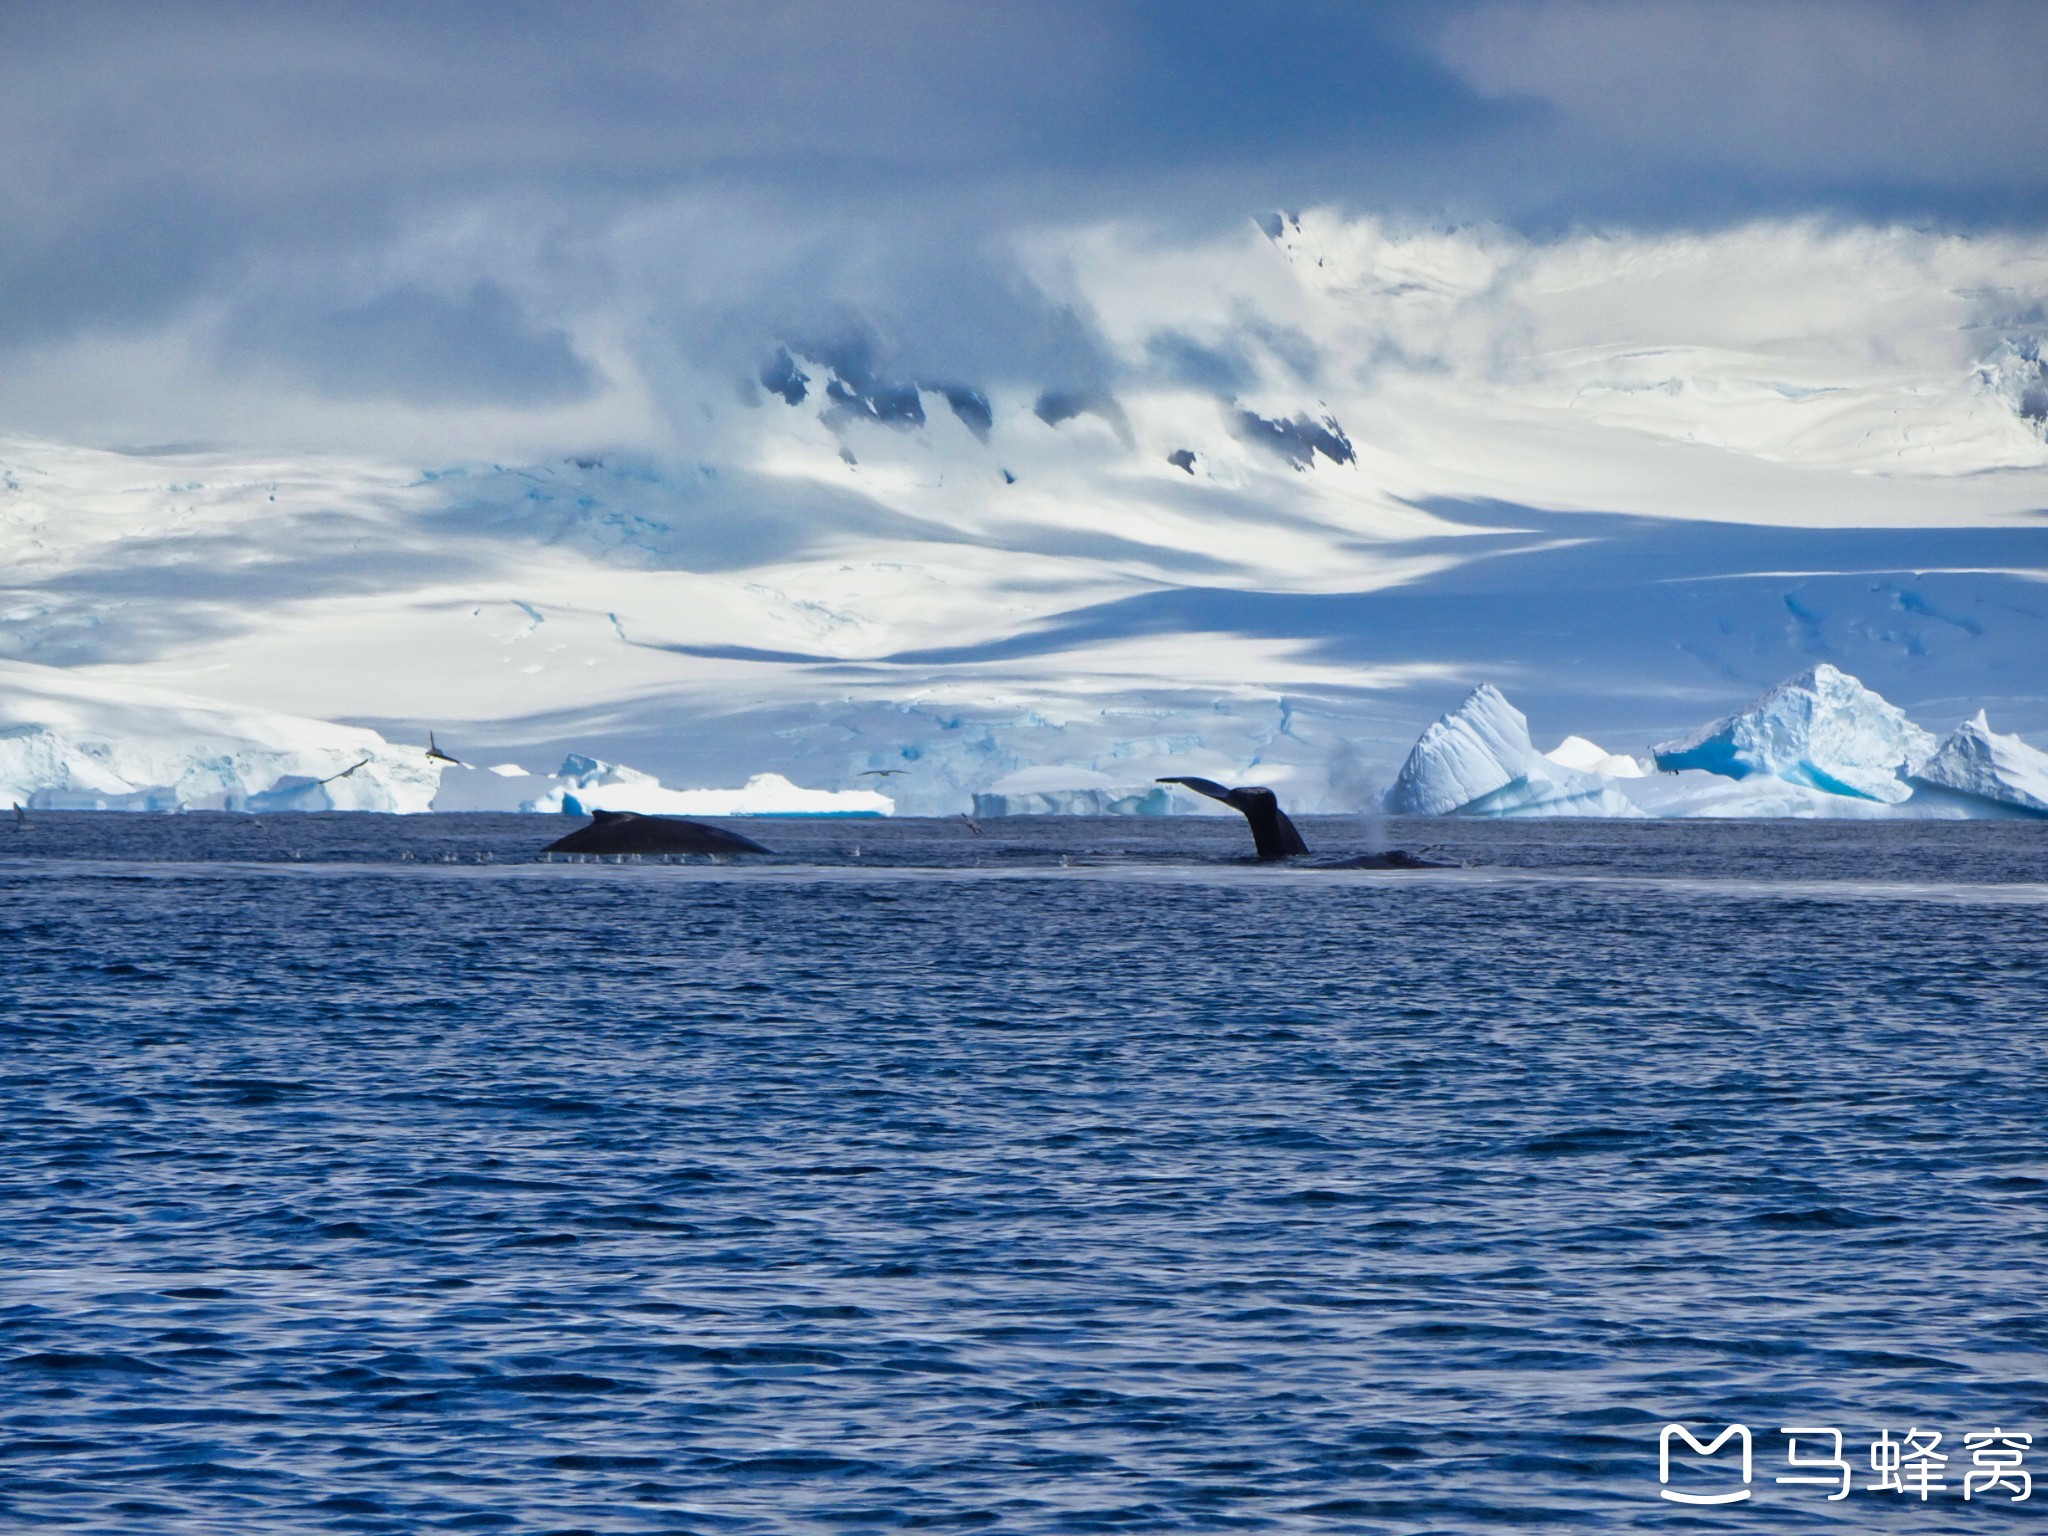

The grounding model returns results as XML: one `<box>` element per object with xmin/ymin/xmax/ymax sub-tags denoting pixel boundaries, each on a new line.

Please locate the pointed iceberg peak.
<box><xmin>1384</xmin><ymin>684</ymin><xmax>1639</xmax><ymax>818</ymax></box>
<box><xmin>1911</xmin><ymin>710</ymin><xmax>2048</xmax><ymax>815</ymax></box>
<box><xmin>1653</xmin><ymin>664</ymin><xmax>1936</xmax><ymax>804</ymax></box>
<box><xmin>1384</xmin><ymin>685</ymin><xmax>1533</xmax><ymax>817</ymax></box>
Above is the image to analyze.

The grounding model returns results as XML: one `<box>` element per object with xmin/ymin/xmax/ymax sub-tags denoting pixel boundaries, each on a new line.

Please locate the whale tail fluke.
<box><xmin>1157</xmin><ymin>777</ymin><xmax>1309</xmax><ymax>860</ymax></box>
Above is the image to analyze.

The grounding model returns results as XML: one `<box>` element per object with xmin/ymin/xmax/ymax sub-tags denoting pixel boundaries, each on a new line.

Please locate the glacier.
<box><xmin>1</xmin><ymin>216</ymin><xmax>2046</xmax><ymax>813</ymax></box>
<box><xmin>0</xmin><ymin>660</ymin><xmax>895</xmax><ymax>816</ymax></box>
<box><xmin>0</xmin><ymin>658</ymin><xmax>439</xmax><ymax>812</ymax></box>
<box><xmin>972</xmin><ymin>767</ymin><xmax>1176</xmax><ymax>818</ymax></box>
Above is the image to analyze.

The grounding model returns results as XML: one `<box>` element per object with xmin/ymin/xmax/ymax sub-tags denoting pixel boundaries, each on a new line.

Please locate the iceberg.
<box><xmin>429</xmin><ymin>761</ymin><xmax>544</xmax><ymax>812</ymax></box>
<box><xmin>972</xmin><ymin>765</ymin><xmax>1176</xmax><ymax>817</ymax></box>
<box><xmin>0</xmin><ymin>659</ymin><xmax>440</xmax><ymax>812</ymax></box>
<box><xmin>1910</xmin><ymin>711</ymin><xmax>2048</xmax><ymax>815</ymax></box>
<box><xmin>1617</xmin><ymin>769</ymin><xmax>1916</xmax><ymax>819</ymax></box>
<box><xmin>1384</xmin><ymin>685</ymin><xmax>1534</xmax><ymax>816</ymax></box>
<box><xmin>1384</xmin><ymin>685</ymin><xmax>1640</xmax><ymax>818</ymax></box>
<box><xmin>1652</xmin><ymin>664</ymin><xmax>1935</xmax><ymax>804</ymax></box>
<box><xmin>526</xmin><ymin>755</ymin><xmax>892</xmax><ymax>817</ymax></box>
<box><xmin>1545</xmin><ymin>736</ymin><xmax>1647</xmax><ymax>778</ymax></box>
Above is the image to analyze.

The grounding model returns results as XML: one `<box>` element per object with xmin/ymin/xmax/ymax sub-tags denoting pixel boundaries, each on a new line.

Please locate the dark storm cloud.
<box><xmin>2</xmin><ymin>0</ymin><xmax>2045</xmax><ymax>416</ymax></box>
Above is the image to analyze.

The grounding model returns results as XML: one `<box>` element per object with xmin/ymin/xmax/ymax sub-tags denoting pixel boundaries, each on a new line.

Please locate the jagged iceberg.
<box><xmin>0</xmin><ymin>659</ymin><xmax>439</xmax><ymax>812</ymax></box>
<box><xmin>1653</xmin><ymin>664</ymin><xmax>1935</xmax><ymax>803</ymax></box>
<box><xmin>428</xmin><ymin>761</ymin><xmax>541</xmax><ymax>812</ymax></box>
<box><xmin>1383</xmin><ymin>685</ymin><xmax>1641</xmax><ymax>818</ymax></box>
<box><xmin>526</xmin><ymin>755</ymin><xmax>892</xmax><ymax>817</ymax></box>
<box><xmin>1911</xmin><ymin>711</ymin><xmax>2048</xmax><ymax>815</ymax></box>
<box><xmin>1384</xmin><ymin>668</ymin><xmax>2048</xmax><ymax>819</ymax></box>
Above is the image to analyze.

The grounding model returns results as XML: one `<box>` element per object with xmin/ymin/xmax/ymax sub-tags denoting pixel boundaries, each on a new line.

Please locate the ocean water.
<box><xmin>4</xmin><ymin>813</ymin><xmax>2047</xmax><ymax>1534</ymax></box>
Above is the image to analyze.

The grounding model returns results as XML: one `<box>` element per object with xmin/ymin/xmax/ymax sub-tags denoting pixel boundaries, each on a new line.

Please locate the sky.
<box><xmin>5</xmin><ymin>0</ymin><xmax>2048</xmax><ymax>452</ymax></box>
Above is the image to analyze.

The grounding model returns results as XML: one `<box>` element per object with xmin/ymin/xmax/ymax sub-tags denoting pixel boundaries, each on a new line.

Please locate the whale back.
<box><xmin>543</xmin><ymin>812</ymin><xmax>773</xmax><ymax>856</ymax></box>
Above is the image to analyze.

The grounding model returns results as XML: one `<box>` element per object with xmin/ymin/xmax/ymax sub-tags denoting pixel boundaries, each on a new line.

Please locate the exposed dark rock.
<box><xmin>1233</xmin><ymin>408</ymin><xmax>1355</xmax><ymax>468</ymax></box>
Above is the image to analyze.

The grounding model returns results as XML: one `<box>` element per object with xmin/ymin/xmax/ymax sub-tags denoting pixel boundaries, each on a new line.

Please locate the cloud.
<box><xmin>1431</xmin><ymin>1</ymin><xmax>2048</xmax><ymax>220</ymax></box>
<box><xmin>223</xmin><ymin>283</ymin><xmax>597</xmax><ymax>406</ymax></box>
<box><xmin>1</xmin><ymin>2</ymin><xmax>2046</xmax><ymax>458</ymax></box>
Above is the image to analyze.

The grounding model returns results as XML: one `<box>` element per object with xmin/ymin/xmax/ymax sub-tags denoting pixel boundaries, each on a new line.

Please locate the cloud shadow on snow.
<box><xmin>870</xmin><ymin>501</ymin><xmax>2048</xmax><ymax>732</ymax></box>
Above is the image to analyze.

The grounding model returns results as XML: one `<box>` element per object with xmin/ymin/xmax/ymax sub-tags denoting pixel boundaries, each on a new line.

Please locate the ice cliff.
<box><xmin>527</xmin><ymin>756</ymin><xmax>892</xmax><ymax>817</ymax></box>
<box><xmin>0</xmin><ymin>662</ymin><xmax>895</xmax><ymax>816</ymax></box>
<box><xmin>971</xmin><ymin>766</ymin><xmax>1176</xmax><ymax>818</ymax></box>
<box><xmin>0</xmin><ymin>659</ymin><xmax>438</xmax><ymax>812</ymax></box>
<box><xmin>1652</xmin><ymin>664</ymin><xmax>1936</xmax><ymax>803</ymax></box>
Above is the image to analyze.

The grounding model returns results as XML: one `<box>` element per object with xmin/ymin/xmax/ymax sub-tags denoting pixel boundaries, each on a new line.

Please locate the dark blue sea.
<box><xmin>4</xmin><ymin>813</ymin><xmax>2047</xmax><ymax>1534</ymax></box>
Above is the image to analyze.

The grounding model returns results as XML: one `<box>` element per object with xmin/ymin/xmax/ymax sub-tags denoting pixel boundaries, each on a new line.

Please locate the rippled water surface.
<box><xmin>4</xmin><ymin>814</ymin><xmax>2047</xmax><ymax>1533</ymax></box>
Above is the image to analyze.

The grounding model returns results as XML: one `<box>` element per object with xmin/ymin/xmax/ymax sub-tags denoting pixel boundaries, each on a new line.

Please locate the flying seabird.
<box><xmin>859</xmin><ymin>768</ymin><xmax>909</xmax><ymax>778</ymax></box>
<box><xmin>426</xmin><ymin>732</ymin><xmax>464</xmax><ymax>766</ymax></box>
<box><xmin>319</xmin><ymin>758</ymin><xmax>373</xmax><ymax>786</ymax></box>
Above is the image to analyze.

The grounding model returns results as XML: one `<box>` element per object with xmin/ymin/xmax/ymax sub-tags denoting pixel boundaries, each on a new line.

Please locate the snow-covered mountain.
<box><xmin>3</xmin><ymin>213</ymin><xmax>2046</xmax><ymax>811</ymax></box>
